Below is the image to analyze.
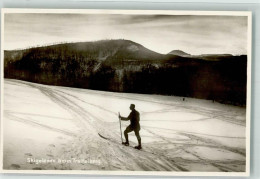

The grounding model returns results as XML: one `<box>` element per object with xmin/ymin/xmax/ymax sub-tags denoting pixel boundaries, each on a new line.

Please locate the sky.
<box><xmin>4</xmin><ymin>13</ymin><xmax>248</xmax><ymax>55</ymax></box>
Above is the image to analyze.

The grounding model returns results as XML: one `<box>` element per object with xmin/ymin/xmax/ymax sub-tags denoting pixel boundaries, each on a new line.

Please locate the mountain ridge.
<box><xmin>4</xmin><ymin>39</ymin><xmax>247</xmax><ymax>106</ymax></box>
<box><xmin>168</xmin><ymin>50</ymin><xmax>191</xmax><ymax>57</ymax></box>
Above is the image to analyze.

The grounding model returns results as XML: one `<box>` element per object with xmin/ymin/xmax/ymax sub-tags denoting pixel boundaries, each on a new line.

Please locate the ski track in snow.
<box><xmin>3</xmin><ymin>79</ymin><xmax>246</xmax><ymax>172</ymax></box>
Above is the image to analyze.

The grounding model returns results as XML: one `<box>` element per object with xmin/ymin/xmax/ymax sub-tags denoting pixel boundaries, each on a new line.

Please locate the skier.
<box><xmin>119</xmin><ymin>104</ymin><xmax>142</xmax><ymax>150</ymax></box>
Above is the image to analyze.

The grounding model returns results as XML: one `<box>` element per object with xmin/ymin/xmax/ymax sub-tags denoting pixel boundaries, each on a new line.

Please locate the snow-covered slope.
<box><xmin>3</xmin><ymin>79</ymin><xmax>246</xmax><ymax>172</ymax></box>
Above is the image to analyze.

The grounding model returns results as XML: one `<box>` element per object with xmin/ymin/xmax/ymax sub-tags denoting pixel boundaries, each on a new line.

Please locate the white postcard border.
<box><xmin>0</xmin><ymin>8</ymin><xmax>252</xmax><ymax>176</ymax></box>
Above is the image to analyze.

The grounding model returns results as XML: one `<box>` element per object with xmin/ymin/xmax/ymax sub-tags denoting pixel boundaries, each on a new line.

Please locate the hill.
<box><xmin>168</xmin><ymin>50</ymin><xmax>190</xmax><ymax>57</ymax></box>
<box><xmin>190</xmin><ymin>54</ymin><xmax>234</xmax><ymax>61</ymax></box>
<box><xmin>3</xmin><ymin>79</ymin><xmax>246</xmax><ymax>171</ymax></box>
<box><xmin>4</xmin><ymin>39</ymin><xmax>247</xmax><ymax>106</ymax></box>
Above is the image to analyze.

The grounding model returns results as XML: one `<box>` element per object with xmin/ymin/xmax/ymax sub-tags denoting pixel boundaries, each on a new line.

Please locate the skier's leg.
<box><xmin>124</xmin><ymin>129</ymin><xmax>129</xmax><ymax>143</ymax></box>
<box><xmin>134</xmin><ymin>129</ymin><xmax>142</xmax><ymax>149</ymax></box>
<box><xmin>123</xmin><ymin>126</ymin><xmax>133</xmax><ymax>145</ymax></box>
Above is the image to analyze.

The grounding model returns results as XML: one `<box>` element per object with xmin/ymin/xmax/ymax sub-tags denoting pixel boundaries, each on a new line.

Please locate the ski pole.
<box><xmin>118</xmin><ymin>112</ymin><xmax>123</xmax><ymax>143</ymax></box>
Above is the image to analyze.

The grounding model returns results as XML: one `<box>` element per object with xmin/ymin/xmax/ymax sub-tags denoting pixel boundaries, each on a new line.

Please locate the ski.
<box><xmin>98</xmin><ymin>133</ymin><xmax>143</xmax><ymax>151</ymax></box>
<box><xmin>98</xmin><ymin>133</ymin><xmax>110</xmax><ymax>140</ymax></box>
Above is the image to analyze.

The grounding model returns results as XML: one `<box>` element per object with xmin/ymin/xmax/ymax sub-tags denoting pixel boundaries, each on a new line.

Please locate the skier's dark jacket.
<box><xmin>127</xmin><ymin>109</ymin><xmax>140</xmax><ymax>130</ymax></box>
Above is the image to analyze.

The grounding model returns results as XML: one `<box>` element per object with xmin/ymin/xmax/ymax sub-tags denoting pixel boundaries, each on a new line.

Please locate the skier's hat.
<box><xmin>130</xmin><ymin>104</ymin><xmax>135</xmax><ymax>108</ymax></box>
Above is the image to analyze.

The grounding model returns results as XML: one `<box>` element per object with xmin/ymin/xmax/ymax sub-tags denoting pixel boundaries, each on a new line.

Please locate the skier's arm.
<box><xmin>119</xmin><ymin>113</ymin><xmax>131</xmax><ymax>121</ymax></box>
<box><xmin>120</xmin><ymin>116</ymin><xmax>129</xmax><ymax>121</ymax></box>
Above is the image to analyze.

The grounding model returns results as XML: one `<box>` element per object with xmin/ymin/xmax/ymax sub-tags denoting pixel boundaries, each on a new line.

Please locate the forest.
<box><xmin>4</xmin><ymin>40</ymin><xmax>247</xmax><ymax>106</ymax></box>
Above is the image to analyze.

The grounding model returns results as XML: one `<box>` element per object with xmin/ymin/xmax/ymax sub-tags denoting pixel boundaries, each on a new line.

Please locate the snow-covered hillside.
<box><xmin>3</xmin><ymin>79</ymin><xmax>246</xmax><ymax>172</ymax></box>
